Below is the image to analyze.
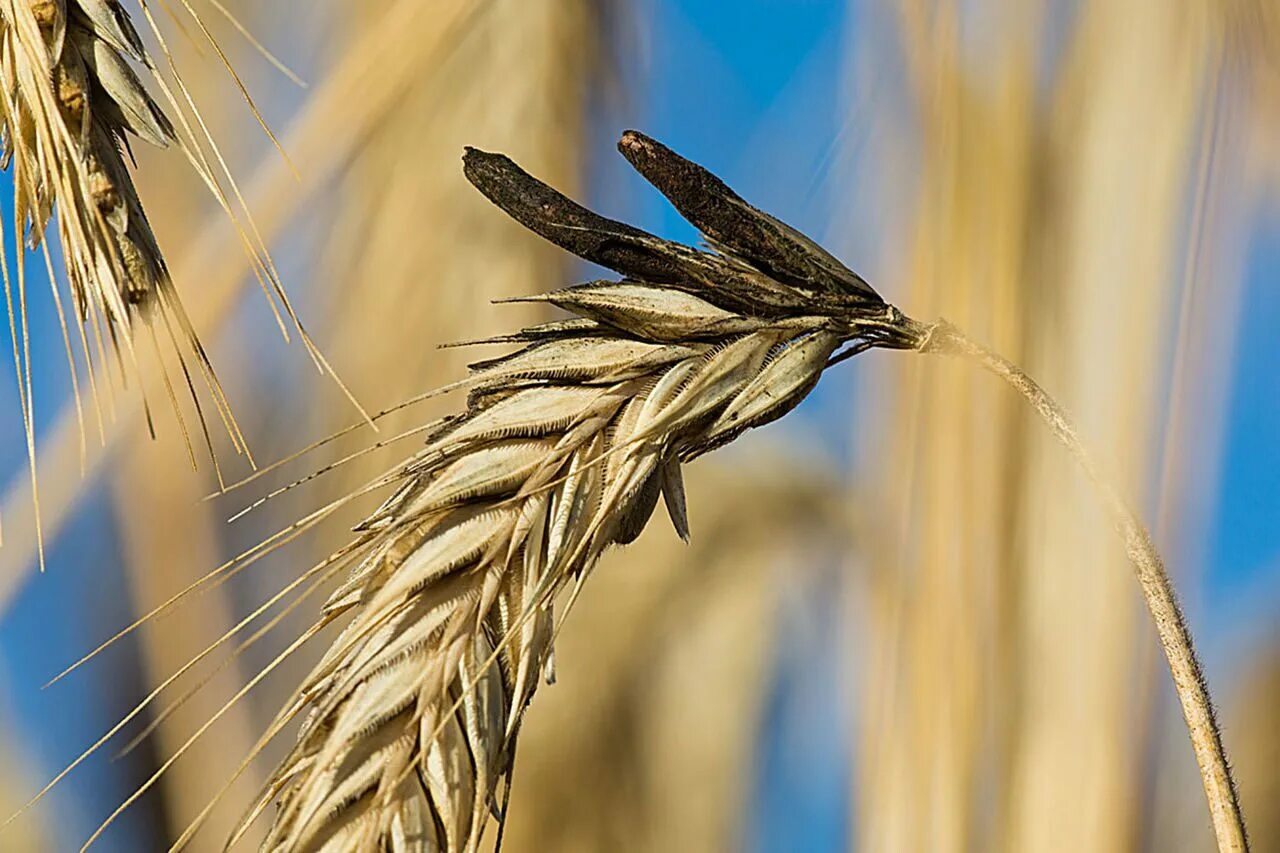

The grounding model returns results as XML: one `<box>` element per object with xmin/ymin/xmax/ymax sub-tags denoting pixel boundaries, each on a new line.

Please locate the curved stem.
<box><xmin>914</xmin><ymin>317</ymin><xmax>1248</xmax><ymax>853</ymax></box>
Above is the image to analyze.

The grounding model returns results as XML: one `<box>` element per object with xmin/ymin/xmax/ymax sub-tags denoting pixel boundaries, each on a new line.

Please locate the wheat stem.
<box><xmin>916</xmin><ymin>318</ymin><xmax>1248</xmax><ymax>853</ymax></box>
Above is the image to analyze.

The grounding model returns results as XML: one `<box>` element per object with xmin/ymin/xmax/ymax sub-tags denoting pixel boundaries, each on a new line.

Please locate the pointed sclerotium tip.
<box><xmin>462</xmin><ymin>146</ymin><xmax>500</xmax><ymax>167</ymax></box>
<box><xmin>617</xmin><ymin>131</ymin><xmax>681</xmax><ymax>183</ymax></box>
<box><xmin>617</xmin><ymin>129</ymin><xmax>655</xmax><ymax>158</ymax></box>
<box><xmin>462</xmin><ymin>147</ymin><xmax>506</xmax><ymax>189</ymax></box>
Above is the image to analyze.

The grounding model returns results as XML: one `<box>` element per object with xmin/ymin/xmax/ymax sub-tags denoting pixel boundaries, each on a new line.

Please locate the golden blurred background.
<box><xmin>0</xmin><ymin>0</ymin><xmax>1277</xmax><ymax>850</ymax></box>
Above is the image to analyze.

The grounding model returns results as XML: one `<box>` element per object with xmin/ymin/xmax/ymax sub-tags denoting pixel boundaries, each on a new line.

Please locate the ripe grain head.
<box><xmin>0</xmin><ymin>0</ymin><xmax>341</xmax><ymax>498</ymax></box>
<box><xmin>1</xmin><ymin>1</ymin><xmax>220</xmax><ymax>450</ymax></box>
<box><xmin>215</xmin><ymin>133</ymin><xmax>918</xmax><ymax>851</ymax></box>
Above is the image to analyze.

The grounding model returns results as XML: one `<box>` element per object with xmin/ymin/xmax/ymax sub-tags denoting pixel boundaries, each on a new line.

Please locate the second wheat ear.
<box><xmin>134</xmin><ymin>131</ymin><xmax>1242</xmax><ymax>852</ymax></box>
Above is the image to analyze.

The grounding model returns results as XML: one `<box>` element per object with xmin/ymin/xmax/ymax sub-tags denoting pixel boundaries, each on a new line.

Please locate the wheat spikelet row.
<box><xmin>0</xmin><ymin>0</ymin><xmax>240</xmax><ymax>447</ymax></box>
<box><xmin>0</xmin><ymin>1</ymin><xmax>355</xmax><ymax>497</ymax></box>
<box><xmin>2</xmin><ymin>0</ymin><xmax>171</xmax><ymax>308</ymax></box>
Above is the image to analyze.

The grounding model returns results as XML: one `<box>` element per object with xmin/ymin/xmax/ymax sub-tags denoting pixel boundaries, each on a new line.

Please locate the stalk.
<box><xmin>915</xmin><ymin>317</ymin><xmax>1248</xmax><ymax>853</ymax></box>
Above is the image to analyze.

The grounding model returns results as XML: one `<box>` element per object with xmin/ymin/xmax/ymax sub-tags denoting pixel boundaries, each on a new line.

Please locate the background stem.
<box><xmin>914</xmin><ymin>317</ymin><xmax>1249</xmax><ymax>853</ymax></box>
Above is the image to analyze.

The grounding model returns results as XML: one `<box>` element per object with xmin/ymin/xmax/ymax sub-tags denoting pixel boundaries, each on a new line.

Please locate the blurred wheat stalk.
<box><xmin>108</xmin><ymin>5</ymin><xmax>287</xmax><ymax>848</ymax></box>
<box><xmin>853</xmin><ymin>0</ymin><xmax>1278</xmax><ymax>851</ymax></box>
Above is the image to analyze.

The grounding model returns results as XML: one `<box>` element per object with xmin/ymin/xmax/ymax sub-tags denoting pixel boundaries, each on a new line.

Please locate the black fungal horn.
<box><xmin>616</xmin><ymin>130</ymin><xmax>880</xmax><ymax>301</ymax></box>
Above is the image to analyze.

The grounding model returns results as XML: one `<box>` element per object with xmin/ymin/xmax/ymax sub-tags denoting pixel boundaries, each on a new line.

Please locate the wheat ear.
<box><xmin>0</xmin><ymin>1</ymin><xmax>349</xmax><ymax>481</ymax></box>
<box><xmin>151</xmin><ymin>131</ymin><xmax>1241</xmax><ymax>852</ymax></box>
<box><xmin>0</xmin><ymin>0</ymin><xmax>224</xmax><ymax>435</ymax></box>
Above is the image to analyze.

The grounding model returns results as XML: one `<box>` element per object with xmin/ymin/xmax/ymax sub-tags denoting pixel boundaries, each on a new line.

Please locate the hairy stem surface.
<box><xmin>916</xmin><ymin>318</ymin><xmax>1247</xmax><ymax>853</ymax></box>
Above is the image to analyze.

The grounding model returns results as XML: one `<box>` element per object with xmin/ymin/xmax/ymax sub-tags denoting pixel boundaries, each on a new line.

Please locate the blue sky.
<box><xmin>1208</xmin><ymin>213</ymin><xmax>1280</xmax><ymax>602</ymax></box>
